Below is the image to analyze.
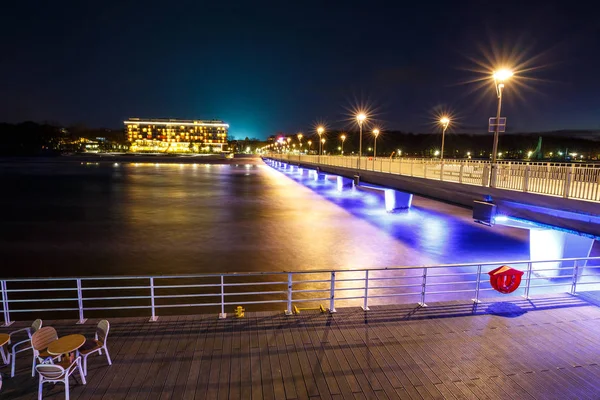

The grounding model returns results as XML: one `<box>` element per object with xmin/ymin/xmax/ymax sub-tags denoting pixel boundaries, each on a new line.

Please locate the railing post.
<box><xmin>410</xmin><ymin>159</ymin><xmax>414</xmax><ymax>176</ymax></box>
<box><xmin>523</xmin><ymin>164</ymin><xmax>530</xmax><ymax>192</ymax></box>
<box><xmin>218</xmin><ymin>275</ymin><xmax>227</xmax><ymax>319</ymax></box>
<box><xmin>149</xmin><ymin>277</ymin><xmax>158</xmax><ymax>322</ymax></box>
<box><xmin>285</xmin><ymin>273</ymin><xmax>293</xmax><ymax>315</ymax></box>
<box><xmin>459</xmin><ymin>162</ymin><xmax>464</xmax><ymax>183</ymax></box>
<box><xmin>329</xmin><ymin>272</ymin><xmax>337</xmax><ymax>313</ymax></box>
<box><xmin>423</xmin><ymin>162</ymin><xmax>428</xmax><ymax>179</ymax></box>
<box><xmin>1</xmin><ymin>281</ymin><xmax>14</xmax><ymax>327</ymax></box>
<box><xmin>440</xmin><ymin>161</ymin><xmax>444</xmax><ymax>181</ymax></box>
<box><xmin>471</xmin><ymin>265</ymin><xmax>482</xmax><ymax>304</ymax></box>
<box><xmin>571</xmin><ymin>260</ymin><xmax>579</xmax><ymax>295</ymax></box>
<box><xmin>482</xmin><ymin>164</ymin><xmax>490</xmax><ymax>186</ymax></box>
<box><xmin>362</xmin><ymin>270</ymin><xmax>370</xmax><ymax>311</ymax></box>
<box><xmin>418</xmin><ymin>268</ymin><xmax>428</xmax><ymax>307</ymax></box>
<box><xmin>523</xmin><ymin>262</ymin><xmax>533</xmax><ymax>299</ymax></box>
<box><xmin>563</xmin><ymin>164</ymin><xmax>573</xmax><ymax>198</ymax></box>
<box><xmin>76</xmin><ymin>279</ymin><xmax>87</xmax><ymax>325</ymax></box>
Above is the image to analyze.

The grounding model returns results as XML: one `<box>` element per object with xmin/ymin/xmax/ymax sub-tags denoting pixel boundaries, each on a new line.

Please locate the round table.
<box><xmin>47</xmin><ymin>334</ymin><xmax>86</xmax><ymax>361</ymax></box>
<box><xmin>0</xmin><ymin>333</ymin><xmax>9</xmax><ymax>365</ymax></box>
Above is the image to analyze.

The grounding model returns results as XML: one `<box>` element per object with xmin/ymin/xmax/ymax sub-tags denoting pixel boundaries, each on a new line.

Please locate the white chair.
<box><xmin>80</xmin><ymin>320</ymin><xmax>112</xmax><ymax>376</ymax></box>
<box><xmin>36</xmin><ymin>357</ymin><xmax>86</xmax><ymax>400</ymax></box>
<box><xmin>31</xmin><ymin>327</ymin><xmax>60</xmax><ymax>377</ymax></box>
<box><xmin>8</xmin><ymin>319</ymin><xmax>42</xmax><ymax>377</ymax></box>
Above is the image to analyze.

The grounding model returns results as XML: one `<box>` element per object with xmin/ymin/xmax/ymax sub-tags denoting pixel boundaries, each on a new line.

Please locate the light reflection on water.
<box><xmin>0</xmin><ymin>161</ymin><xmax>532</xmax><ymax>281</ymax></box>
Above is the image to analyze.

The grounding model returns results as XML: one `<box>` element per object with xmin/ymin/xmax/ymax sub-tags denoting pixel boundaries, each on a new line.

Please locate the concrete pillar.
<box><xmin>384</xmin><ymin>189</ymin><xmax>413</xmax><ymax>212</ymax></box>
<box><xmin>337</xmin><ymin>176</ymin><xmax>353</xmax><ymax>192</ymax></box>
<box><xmin>529</xmin><ymin>229</ymin><xmax>594</xmax><ymax>277</ymax></box>
<box><xmin>314</xmin><ymin>172</ymin><xmax>326</xmax><ymax>181</ymax></box>
<box><xmin>300</xmin><ymin>168</ymin><xmax>309</xmax><ymax>176</ymax></box>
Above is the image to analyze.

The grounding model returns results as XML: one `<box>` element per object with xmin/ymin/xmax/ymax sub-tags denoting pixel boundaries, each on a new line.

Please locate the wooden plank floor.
<box><xmin>2</xmin><ymin>292</ymin><xmax>600</xmax><ymax>400</ymax></box>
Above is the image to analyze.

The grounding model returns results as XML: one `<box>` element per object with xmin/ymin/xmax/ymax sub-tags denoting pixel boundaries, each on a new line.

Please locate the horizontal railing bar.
<box><xmin>155</xmin><ymin>293</ymin><xmax>219</xmax><ymax>299</ymax></box>
<box><xmin>84</xmin><ymin>296</ymin><xmax>152</xmax><ymax>301</ymax></box>
<box><xmin>6</xmin><ymin>288</ymin><xmax>76</xmax><ymax>293</ymax></box>
<box><xmin>291</xmin><ymin>289</ymin><xmax>331</xmax><ymax>294</ymax></box>
<box><xmin>83</xmin><ymin>305</ymin><xmax>150</xmax><ymax>311</ymax></box>
<box><xmin>425</xmin><ymin>281</ymin><xmax>479</xmax><ymax>287</ymax></box>
<box><xmin>365</xmin><ymin>284</ymin><xmax>424</xmax><ymax>290</ymax></box>
<box><xmin>224</xmin><ymin>291</ymin><xmax>287</xmax><ymax>296</ymax></box>
<box><xmin>82</xmin><ymin>286</ymin><xmax>152</xmax><ymax>291</ymax></box>
<box><xmin>291</xmin><ymin>298</ymin><xmax>332</xmax><ymax>303</ymax></box>
<box><xmin>9</xmin><ymin>308</ymin><xmax>80</xmax><ymax>313</ymax></box>
<box><xmin>7</xmin><ymin>298</ymin><xmax>77</xmax><ymax>303</ymax></box>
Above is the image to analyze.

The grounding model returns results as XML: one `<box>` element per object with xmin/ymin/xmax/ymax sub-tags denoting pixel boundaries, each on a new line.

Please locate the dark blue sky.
<box><xmin>2</xmin><ymin>1</ymin><xmax>599</xmax><ymax>139</ymax></box>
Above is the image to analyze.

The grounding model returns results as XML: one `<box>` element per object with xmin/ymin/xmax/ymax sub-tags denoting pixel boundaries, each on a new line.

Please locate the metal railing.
<box><xmin>266</xmin><ymin>154</ymin><xmax>600</xmax><ymax>202</ymax></box>
<box><xmin>1</xmin><ymin>257</ymin><xmax>599</xmax><ymax>325</ymax></box>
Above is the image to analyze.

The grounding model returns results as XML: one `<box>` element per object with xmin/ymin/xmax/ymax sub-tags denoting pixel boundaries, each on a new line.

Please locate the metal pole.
<box><xmin>472</xmin><ymin>265</ymin><xmax>482</xmax><ymax>303</ymax></box>
<box><xmin>219</xmin><ymin>275</ymin><xmax>226</xmax><ymax>319</ymax></box>
<box><xmin>1</xmin><ymin>281</ymin><xmax>14</xmax><ymax>327</ymax></box>
<box><xmin>374</xmin><ymin>137</ymin><xmax>377</xmax><ymax>161</ymax></box>
<box><xmin>362</xmin><ymin>270</ymin><xmax>370</xmax><ymax>311</ymax></box>
<box><xmin>76</xmin><ymin>279</ymin><xmax>87</xmax><ymax>325</ymax></box>
<box><xmin>149</xmin><ymin>277</ymin><xmax>158</xmax><ymax>322</ymax></box>
<box><xmin>329</xmin><ymin>272</ymin><xmax>337</xmax><ymax>313</ymax></box>
<box><xmin>286</xmin><ymin>273</ymin><xmax>293</xmax><ymax>315</ymax></box>
<box><xmin>524</xmin><ymin>262</ymin><xmax>533</xmax><ymax>299</ymax></box>
<box><xmin>440</xmin><ymin>126</ymin><xmax>446</xmax><ymax>181</ymax></box>
<box><xmin>418</xmin><ymin>268</ymin><xmax>428</xmax><ymax>307</ymax></box>
<box><xmin>490</xmin><ymin>84</ymin><xmax>503</xmax><ymax>188</ymax></box>
<box><xmin>571</xmin><ymin>260</ymin><xmax>579</xmax><ymax>295</ymax></box>
<box><xmin>358</xmin><ymin>123</ymin><xmax>363</xmax><ymax>169</ymax></box>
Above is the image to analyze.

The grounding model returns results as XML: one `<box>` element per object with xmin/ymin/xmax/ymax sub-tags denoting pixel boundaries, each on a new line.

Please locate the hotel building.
<box><xmin>124</xmin><ymin>118</ymin><xmax>229</xmax><ymax>153</ymax></box>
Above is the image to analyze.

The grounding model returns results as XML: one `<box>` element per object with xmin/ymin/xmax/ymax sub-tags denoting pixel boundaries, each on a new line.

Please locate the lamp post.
<box><xmin>340</xmin><ymin>134</ymin><xmax>346</xmax><ymax>155</ymax></box>
<box><xmin>321</xmin><ymin>138</ymin><xmax>326</xmax><ymax>157</ymax></box>
<box><xmin>307</xmin><ymin>140</ymin><xmax>312</xmax><ymax>153</ymax></box>
<box><xmin>356</xmin><ymin>113</ymin><xmax>367</xmax><ymax>169</ymax></box>
<box><xmin>439</xmin><ymin>117</ymin><xmax>450</xmax><ymax>162</ymax></box>
<box><xmin>297</xmin><ymin>133</ymin><xmax>303</xmax><ymax>153</ymax></box>
<box><xmin>491</xmin><ymin>68</ymin><xmax>513</xmax><ymax>187</ymax></box>
<box><xmin>317</xmin><ymin>126</ymin><xmax>324</xmax><ymax>163</ymax></box>
<box><xmin>372</xmin><ymin>128</ymin><xmax>380</xmax><ymax>160</ymax></box>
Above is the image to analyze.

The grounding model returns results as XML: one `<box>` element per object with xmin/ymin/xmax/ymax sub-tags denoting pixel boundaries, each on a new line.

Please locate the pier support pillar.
<box><xmin>384</xmin><ymin>189</ymin><xmax>413</xmax><ymax>212</ymax></box>
<box><xmin>529</xmin><ymin>230</ymin><xmax>594</xmax><ymax>277</ymax></box>
<box><xmin>337</xmin><ymin>176</ymin><xmax>353</xmax><ymax>192</ymax></box>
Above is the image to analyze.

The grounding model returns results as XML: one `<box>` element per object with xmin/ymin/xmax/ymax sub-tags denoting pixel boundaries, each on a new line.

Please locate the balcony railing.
<box><xmin>2</xmin><ymin>257</ymin><xmax>599</xmax><ymax>325</ymax></box>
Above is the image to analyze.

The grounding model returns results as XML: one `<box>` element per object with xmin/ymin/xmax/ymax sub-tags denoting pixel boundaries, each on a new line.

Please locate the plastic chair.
<box><xmin>36</xmin><ymin>357</ymin><xmax>86</xmax><ymax>400</ymax></box>
<box><xmin>31</xmin><ymin>327</ymin><xmax>60</xmax><ymax>377</ymax></box>
<box><xmin>8</xmin><ymin>319</ymin><xmax>43</xmax><ymax>377</ymax></box>
<box><xmin>80</xmin><ymin>320</ymin><xmax>112</xmax><ymax>376</ymax></box>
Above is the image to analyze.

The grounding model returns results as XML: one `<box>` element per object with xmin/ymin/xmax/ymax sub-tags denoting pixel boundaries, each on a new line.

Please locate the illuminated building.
<box><xmin>124</xmin><ymin>118</ymin><xmax>229</xmax><ymax>153</ymax></box>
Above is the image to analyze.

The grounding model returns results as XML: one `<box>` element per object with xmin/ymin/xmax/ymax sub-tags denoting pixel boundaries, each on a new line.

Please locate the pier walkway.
<box><xmin>2</xmin><ymin>292</ymin><xmax>600</xmax><ymax>399</ymax></box>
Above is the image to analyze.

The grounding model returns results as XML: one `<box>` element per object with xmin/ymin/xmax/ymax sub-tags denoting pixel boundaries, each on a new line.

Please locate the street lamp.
<box><xmin>321</xmin><ymin>138</ymin><xmax>326</xmax><ymax>155</ymax></box>
<box><xmin>356</xmin><ymin>112</ymin><xmax>367</xmax><ymax>168</ymax></box>
<box><xmin>297</xmin><ymin>133</ymin><xmax>303</xmax><ymax>152</ymax></box>
<box><xmin>307</xmin><ymin>140</ymin><xmax>312</xmax><ymax>153</ymax></box>
<box><xmin>340</xmin><ymin>134</ymin><xmax>346</xmax><ymax>155</ymax></box>
<box><xmin>439</xmin><ymin>117</ymin><xmax>450</xmax><ymax>161</ymax></box>
<box><xmin>491</xmin><ymin>68</ymin><xmax>513</xmax><ymax>187</ymax></box>
<box><xmin>372</xmin><ymin>128</ymin><xmax>380</xmax><ymax>159</ymax></box>
<box><xmin>317</xmin><ymin>126</ymin><xmax>325</xmax><ymax>162</ymax></box>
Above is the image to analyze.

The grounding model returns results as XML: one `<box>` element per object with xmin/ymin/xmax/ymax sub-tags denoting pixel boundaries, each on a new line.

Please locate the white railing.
<box><xmin>1</xmin><ymin>257</ymin><xmax>599</xmax><ymax>325</ymax></box>
<box><xmin>267</xmin><ymin>154</ymin><xmax>600</xmax><ymax>202</ymax></box>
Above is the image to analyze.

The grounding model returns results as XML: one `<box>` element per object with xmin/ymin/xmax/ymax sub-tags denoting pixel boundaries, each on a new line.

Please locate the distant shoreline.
<box><xmin>0</xmin><ymin>154</ymin><xmax>263</xmax><ymax>165</ymax></box>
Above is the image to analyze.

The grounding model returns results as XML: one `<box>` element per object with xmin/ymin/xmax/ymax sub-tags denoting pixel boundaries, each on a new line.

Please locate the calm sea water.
<box><xmin>0</xmin><ymin>160</ymin><xmax>531</xmax><ymax>278</ymax></box>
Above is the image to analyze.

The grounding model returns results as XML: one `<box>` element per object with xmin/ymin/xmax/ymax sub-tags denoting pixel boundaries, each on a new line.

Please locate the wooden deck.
<box><xmin>2</xmin><ymin>293</ymin><xmax>600</xmax><ymax>399</ymax></box>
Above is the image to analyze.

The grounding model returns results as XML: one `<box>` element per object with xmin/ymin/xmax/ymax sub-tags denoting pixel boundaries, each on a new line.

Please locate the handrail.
<box><xmin>1</xmin><ymin>256</ymin><xmax>599</xmax><ymax>326</ymax></box>
<box><xmin>2</xmin><ymin>256</ymin><xmax>599</xmax><ymax>281</ymax></box>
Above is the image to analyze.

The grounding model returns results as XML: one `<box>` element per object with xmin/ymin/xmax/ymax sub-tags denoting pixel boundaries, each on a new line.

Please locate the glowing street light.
<box><xmin>317</xmin><ymin>126</ymin><xmax>325</xmax><ymax>161</ymax></box>
<box><xmin>356</xmin><ymin>112</ymin><xmax>367</xmax><ymax>168</ymax></box>
<box><xmin>307</xmin><ymin>140</ymin><xmax>312</xmax><ymax>152</ymax></box>
<box><xmin>439</xmin><ymin>117</ymin><xmax>450</xmax><ymax>161</ymax></box>
<box><xmin>321</xmin><ymin>138</ymin><xmax>326</xmax><ymax>155</ymax></box>
<box><xmin>372</xmin><ymin>128</ymin><xmax>380</xmax><ymax>160</ymax></box>
<box><xmin>340</xmin><ymin>134</ymin><xmax>346</xmax><ymax>155</ymax></box>
<box><xmin>491</xmin><ymin>68</ymin><xmax>513</xmax><ymax>187</ymax></box>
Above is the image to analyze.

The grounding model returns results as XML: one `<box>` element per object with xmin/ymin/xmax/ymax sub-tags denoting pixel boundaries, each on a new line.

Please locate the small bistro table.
<box><xmin>0</xmin><ymin>333</ymin><xmax>9</xmax><ymax>365</ymax></box>
<box><xmin>47</xmin><ymin>334</ymin><xmax>86</xmax><ymax>363</ymax></box>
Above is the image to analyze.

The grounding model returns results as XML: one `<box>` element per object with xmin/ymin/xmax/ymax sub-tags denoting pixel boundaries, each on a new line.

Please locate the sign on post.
<box><xmin>488</xmin><ymin>117</ymin><xmax>507</xmax><ymax>132</ymax></box>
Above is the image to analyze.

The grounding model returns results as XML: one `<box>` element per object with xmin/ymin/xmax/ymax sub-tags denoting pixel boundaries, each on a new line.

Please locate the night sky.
<box><xmin>2</xmin><ymin>1</ymin><xmax>600</xmax><ymax>139</ymax></box>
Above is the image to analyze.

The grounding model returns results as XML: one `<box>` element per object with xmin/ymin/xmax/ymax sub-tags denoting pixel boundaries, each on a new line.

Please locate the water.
<box><xmin>0</xmin><ymin>159</ymin><xmax>530</xmax><ymax>279</ymax></box>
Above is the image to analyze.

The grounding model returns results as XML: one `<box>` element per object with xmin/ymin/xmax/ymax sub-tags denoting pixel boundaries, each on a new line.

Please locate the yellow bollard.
<box><xmin>234</xmin><ymin>306</ymin><xmax>245</xmax><ymax>318</ymax></box>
